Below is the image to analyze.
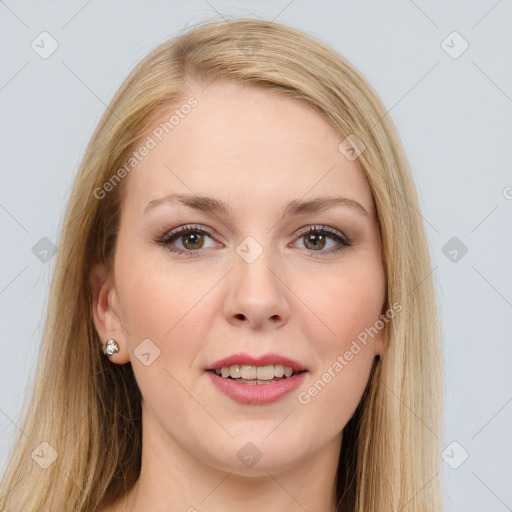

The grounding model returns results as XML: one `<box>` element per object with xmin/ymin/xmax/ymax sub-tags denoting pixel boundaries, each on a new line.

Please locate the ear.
<box><xmin>374</xmin><ymin>253</ymin><xmax>389</xmax><ymax>359</ymax></box>
<box><xmin>373</xmin><ymin>327</ymin><xmax>386</xmax><ymax>358</ymax></box>
<box><xmin>90</xmin><ymin>262</ymin><xmax>130</xmax><ymax>364</ymax></box>
<box><xmin>373</xmin><ymin>304</ymin><xmax>389</xmax><ymax>358</ymax></box>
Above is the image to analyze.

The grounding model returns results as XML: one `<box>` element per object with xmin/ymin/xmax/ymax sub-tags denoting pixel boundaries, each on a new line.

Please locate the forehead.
<box><xmin>123</xmin><ymin>81</ymin><xmax>375</xmax><ymax>217</ymax></box>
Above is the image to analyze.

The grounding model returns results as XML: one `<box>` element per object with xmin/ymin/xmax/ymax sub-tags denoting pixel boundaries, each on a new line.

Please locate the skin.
<box><xmin>92</xmin><ymin>80</ymin><xmax>386</xmax><ymax>512</ymax></box>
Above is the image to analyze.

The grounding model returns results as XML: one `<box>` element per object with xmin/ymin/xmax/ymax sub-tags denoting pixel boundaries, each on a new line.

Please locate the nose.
<box><xmin>223</xmin><ymin>247</ymin><xmax>290</xmax><ymax>330</ymax></box>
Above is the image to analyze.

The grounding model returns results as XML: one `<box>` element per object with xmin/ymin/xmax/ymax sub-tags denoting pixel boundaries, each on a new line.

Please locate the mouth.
<box><xmin>206</xmin><ymin>365</ymin><xmax>306</xmax><ymax>385</ymax></box>
<box><xmin>205</xmin><ymin>363</ymin><xmax>308</xmax><ymax>405</ymax></box>
<box><xmin>205</xmin><ymin>352</ymin><xmax>308</xmax><ymax>386</ymax></box>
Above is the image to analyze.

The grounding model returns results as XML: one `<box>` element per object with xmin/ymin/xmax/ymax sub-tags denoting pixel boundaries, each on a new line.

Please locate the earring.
<box><xmin>104</xmin><ymin>339</ymin><xmax>120</xmax><ymax>357</ymax></box>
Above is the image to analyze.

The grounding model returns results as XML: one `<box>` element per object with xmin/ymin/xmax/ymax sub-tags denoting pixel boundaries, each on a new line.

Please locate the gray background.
<box><xmin>1</xmin><ymin>1</ymin><xmax>511</xmax><ymax>510</ymax></box>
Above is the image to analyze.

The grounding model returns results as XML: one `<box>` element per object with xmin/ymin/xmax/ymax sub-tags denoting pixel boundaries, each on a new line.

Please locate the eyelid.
<box><xmin>155</xmin><ymin>223</ymin><xmax>353</xmax><ymax>257</ymax></box>
<box><xmin>294</xmin><ymin>224</ymin><xmax>352</xmax><ymax>245</ymax></box>
<box><xmin>158</xmin><ymin>224</ymin><xmax>218</xmax><ymax>243</ymax></box>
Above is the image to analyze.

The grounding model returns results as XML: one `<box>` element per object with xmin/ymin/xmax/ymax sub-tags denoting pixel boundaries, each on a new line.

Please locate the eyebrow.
<box><xmin>144</xmin><ymin>193</ymin><xmax>369</xmax><ymax>217</ymax></box>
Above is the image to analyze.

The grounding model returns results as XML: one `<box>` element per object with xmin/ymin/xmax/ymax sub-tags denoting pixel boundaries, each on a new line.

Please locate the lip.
<box><xmin>206</xmin><ymin>352</ymin><xmax>308</xmax><ymax>372</ymax></box>
<box><xmin>205</xmin><ymin>370</ymin><xmax>307</xmax><ymax>405</ymax></box>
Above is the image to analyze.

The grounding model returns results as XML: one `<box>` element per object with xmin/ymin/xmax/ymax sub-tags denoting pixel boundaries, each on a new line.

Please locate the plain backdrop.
<box><xmin>1</xmin><ymin>1</ymin><xmax>511</xmax><ymax>510</ymax></box>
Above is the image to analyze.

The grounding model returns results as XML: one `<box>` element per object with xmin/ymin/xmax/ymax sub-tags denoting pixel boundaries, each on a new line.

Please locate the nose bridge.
<box><xmin>225</xmin><ymin>233</ymin><xmax>289</xmax><ymax>327</ymax></box>
<box><xmin>234</xmin><ymin>234</ymin><xmax>280</xmax><ymax>302</ymax></box>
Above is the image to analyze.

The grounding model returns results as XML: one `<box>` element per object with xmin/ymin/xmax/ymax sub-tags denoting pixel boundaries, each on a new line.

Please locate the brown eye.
<box><xmin>156</xmin><ymin>225</ymin><xmax>218</xmax><ymax>257</ymax></box>
<box><xmin>181</xmin><ymin>231</ymin><xmax>205</xmax><ymax>250</ymax></box>
<box><xmin>303</xmin><ymin>231</ymin><xmax>327</xmax><ymax>251</ymax></box>
<box><xmin>294</xmin><ymin>225</ymin><xmax>353</xmax><ymax>257</ymax></box>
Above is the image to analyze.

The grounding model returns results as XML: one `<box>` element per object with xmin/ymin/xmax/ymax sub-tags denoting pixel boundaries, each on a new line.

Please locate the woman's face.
<box><xmin>95</xmin><ymin>80</ymin><xmax>386</xmax><ymax>476</ymax></box>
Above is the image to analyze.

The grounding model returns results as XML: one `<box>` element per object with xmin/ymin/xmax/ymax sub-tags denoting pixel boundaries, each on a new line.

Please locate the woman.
<box><xmin>0</xmin><ymin>18</ymin><xmax>443</xmax><ymax>511</ymax></box>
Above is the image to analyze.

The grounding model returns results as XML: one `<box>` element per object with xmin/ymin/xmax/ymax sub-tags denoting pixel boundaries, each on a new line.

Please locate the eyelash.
<box><xmin>154</xmin><ymin>224</ymin><xmax>353</xmax><ymax>258</ymax></box>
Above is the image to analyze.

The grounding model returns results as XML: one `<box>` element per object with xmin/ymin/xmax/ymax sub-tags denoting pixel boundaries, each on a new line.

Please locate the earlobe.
<box><xmin>90</xmin><ymin>262</ymin><xmax>130</xmax><ymax>364</ymax></box>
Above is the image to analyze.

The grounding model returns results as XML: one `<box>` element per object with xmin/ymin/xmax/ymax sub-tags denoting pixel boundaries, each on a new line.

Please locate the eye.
<box><xmin>292</xmin><ymin>225</ymin><xmax>353</xmax><ymax>257</ymax></box>
<box><xmin>155</xmin><ymin>224</ymin><xmax>218</xmax><ymax>257</ymax></box>
<box><xmin>154</xmin><ymin>224</ymin><xmax>353</xmax><ymax>258</ymax></box>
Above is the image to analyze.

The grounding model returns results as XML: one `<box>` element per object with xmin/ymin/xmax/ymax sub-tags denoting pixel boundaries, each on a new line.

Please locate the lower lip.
<box><xmin>205</xmin><ymin>370</ymin><xmax>307</xmax><ymax>405</ymax></box>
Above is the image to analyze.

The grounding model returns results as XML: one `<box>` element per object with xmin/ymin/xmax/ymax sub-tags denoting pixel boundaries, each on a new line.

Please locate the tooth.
<box><xmin>256</xmin><ymin>365</ymin><xmax>275</xmax><ymax>380</ymax></box>
<box><xmin>274</xmin><ymin>364</ymin><xmax>284</xmax><ymax>378</ymax></box>
<box><xmin>229</xmin><ymin>365</ymin><xmax>242</xmax><ymax>378</ymax></box>
<box><xmin>283</xmin><ymin>366</ymin><xmax>293</xmax><ymax>377</ymax></box>
<box><xmin>215</xmin><ymin>363</ymin><xmax>299</xmax><ymax>380</ymax></box>
<box><xmin>241</xmin><ymin>365</ymin><xmax>257</xmax><ymax>379</ymax></box>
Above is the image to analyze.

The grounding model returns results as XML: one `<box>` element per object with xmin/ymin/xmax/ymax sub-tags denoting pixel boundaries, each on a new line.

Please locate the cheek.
<box><xmin>113</xmin><ymin>258</ymin><xmax>215</xmax><ymax>404</ymax></box>
<box><xmin>297</xmin><ymin>255</ymin><xmax>385</xmax><ymax>354</ymax></box>
<box><xmin>115</xmin><ymin>251</ymin><xmax>214</xmax><ymax>340</ymax></box>
<box><xmin>114</xmin><ymin>253</ymin><xmax>228</xmax><ymax>398</ymax></box>
<box><xmin>299</xmin><ymin>351</ymin><xmax>375</xmax><ymax>445</ymax></box>
<box><xmin>296</xmin><ymin>287</ymin><xmax>380</xmax><ymax>438</ymax></box>
<box><xmin>293</xmin><ymin>258</ymin><xmax>384</xmax><ymax>416</ymax></box>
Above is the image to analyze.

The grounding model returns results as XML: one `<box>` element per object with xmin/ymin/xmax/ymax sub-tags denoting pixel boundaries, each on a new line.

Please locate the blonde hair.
<box><xmin>0</xmin><ymin>18</ymin><xmax>443</xmax><ymax>511</ymax></box>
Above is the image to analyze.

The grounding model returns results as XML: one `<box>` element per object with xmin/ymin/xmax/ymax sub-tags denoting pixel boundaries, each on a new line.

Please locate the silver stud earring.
<box><xmin>104</xmin><ymin>339</ymin><xmax>120</xmax><ymax>357</ymax></box>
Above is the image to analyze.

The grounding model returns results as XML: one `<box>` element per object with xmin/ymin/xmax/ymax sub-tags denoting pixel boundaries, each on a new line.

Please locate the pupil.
<box><xmin>184</xmin><ymin>233</ymin><xmax>203</xmax><ymax>249</ymax></box>
<box><xmin>305</xmin><ymin>233</ymin><xmax>325</xmax><ymax>250</ymax></box>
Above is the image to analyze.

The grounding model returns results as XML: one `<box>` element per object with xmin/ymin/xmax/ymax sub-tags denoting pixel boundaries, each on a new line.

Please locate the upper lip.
<box><xmin>206</xmin><ymin>352</ymin><xmax>308</xmax><ymax>372</ymax></box>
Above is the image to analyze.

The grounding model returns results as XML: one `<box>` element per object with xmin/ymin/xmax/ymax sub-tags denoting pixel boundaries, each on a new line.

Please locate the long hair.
<box><xmin>0</xmin><ymin>18</ymin><xmax>443</xmax><ymax>511</ymax></box>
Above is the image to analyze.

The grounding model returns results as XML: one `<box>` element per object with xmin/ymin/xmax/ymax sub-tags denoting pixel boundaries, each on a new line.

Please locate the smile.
<box><xmin>212</xmin><ymin>363</ymin><xmax>301</xmax><ymax>382</ymax></box>
<box><xmin>205</xmin><ymin>368</ymin><xmax>308</xmax><ymax>405</ymax></box>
